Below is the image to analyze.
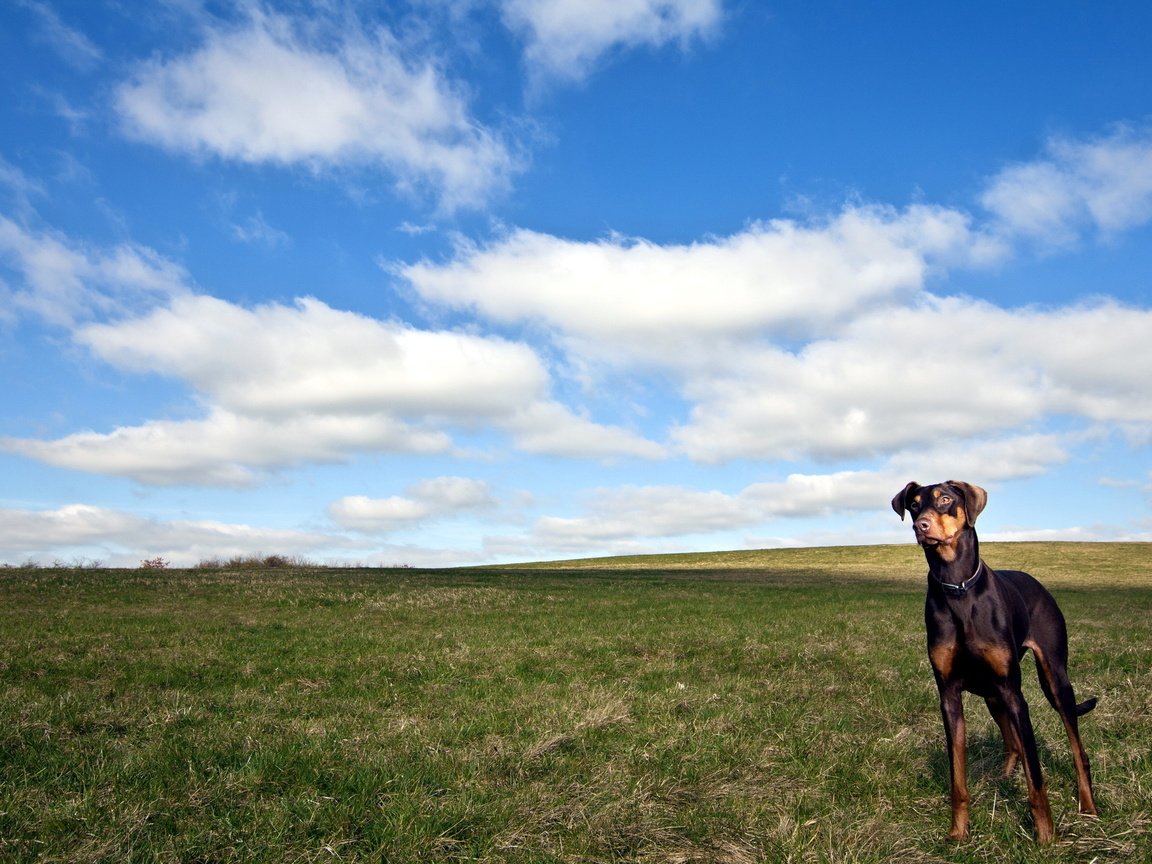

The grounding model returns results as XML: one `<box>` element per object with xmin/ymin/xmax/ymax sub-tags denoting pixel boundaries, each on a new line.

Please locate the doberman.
<box><xmin>891</xmin><ymin>480</ymin><xmax>1097</xmax><ymax>843</ymax></box>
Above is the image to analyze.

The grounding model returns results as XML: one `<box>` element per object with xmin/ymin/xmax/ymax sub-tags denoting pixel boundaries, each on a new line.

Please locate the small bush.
<box><xmin>139</xmin><ymin>557</ymin><xmax>170</xmax><ymax>570</ymax></box>
<box><xmin>192</xmin><ymin>553</ymin><xmax>314</xmax><ymax>570</ymax></box>
<box><xmin>1</xmin><ymin>559</ymin><xmax>43</xmax><ymax>571</ymax></box>
<box><xmin>51</xmin><ymin>557</ymin><xmax>103</xmax><ymax>569</ymax></box>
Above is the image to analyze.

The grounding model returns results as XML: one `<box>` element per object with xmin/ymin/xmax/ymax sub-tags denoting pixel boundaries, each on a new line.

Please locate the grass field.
<box><xmin>1</xmin><ymin>543</ymin><xmax>1149</xmax><ymax>863</ymax></box>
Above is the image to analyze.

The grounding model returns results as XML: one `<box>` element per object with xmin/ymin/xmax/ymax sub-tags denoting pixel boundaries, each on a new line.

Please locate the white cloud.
<box><xmin>673</xmin><ymin>297</ymin><xmax>1152</xmax><ymax>462</ymax></box>
<box><xmin>114</xmin><ymin>10</ymin><xmax>517</xmax><ymax>210</ymax></box>
<box><xmin>399</xmin><ymin>204</ymin><xmax>1002</xmax><ymax>365</ymax></box>
<box><xmin>982</xmin><ymin>125</ymin><xmax>1152</xmax><ymax>246</ymax></box>
<box><xmin>882</xmin><ymin>434</ymin><xmax>1074</xmax><ymax>487</ymax></box>
<box><xmin>0</xmin><ymin>217</ymin><xmax>190</xmax><ymax>326</ymax></box>
<box><xmin>3</xmin><ymin>407</ymin><xmax>454</xmax><ymax>486</ymax></box>
<box><xmin>0</xmin><ymin>503</ymin><xmax>140</xmax><ymax>548</ymax></box>
<box><xmin>77</xmin><ymin>295</ymin><xmax>551</xmax><ymax>419</ymax></box>
<box><xmin>328</xmin><ymin>476</ymin><xmax>496</xmax><ymax>533</ymax></box>
<box><xmin>0</xmin><ymin>157</ymin><xmax>46</xmax><ymax>217</ymax></box>
<box><xmin>503</xmin><ymin>400</ymin><xmax>667</xmax><ymax>459</ymax></box>
<box><xmin>0</xmin><ymin>503</ymin><xmax>356</xmax><ymax>568</ymax></box>
<box><xmin>0</xmin><ymin>496</ymin><xmax>516</xmax><ymax>568</ymax></box>
<box><xmin>19</xmin><ymin>0</ymin><xmax>103</xmax><ymax>71</ymax></box>
<box><xmin>3</xmin><ymin>285</ymin><xmax>663</xmax><ymax>483</ymax></box>
<box><xmin>519</xmin><ymin>435</ymin><xmax>1075</xmax><ymax>555</ymax></box>
<box><xmin>398</xmin><ymin>179</ymin><xmax>1152</xmax><ymax>466</ymax></box>
<box><xmin>411</xmin><ymin>475</ymin><xmax>498</xmax><ymax>509</ymax></box>
<box><xmin>534</xmin><ymin>484</ymin><xmax>757</xmax><ymax>547</ymax></box>
<box><xmin>231</xmin><ymin>212</ymin><xmax>290</xmax><ymax>248</ymax></box>
<box><xmin>8</xmin><ymin>118</ymin><xmax>1152</xmax><ymax>500</ymax></box>
<box><xmin>743</xmin><ymin>436</ymin><xmax>1075</xmax><ymax>522</ymax></box>
<box><xmin>330</xmin><ymin>495</ymin><xmax>435</xmax><ymax>530</ymax></box>
<box><xmin>500</xmin><ymin>0</ymin><xmax>723</xmax><ymax>81</ymax></box>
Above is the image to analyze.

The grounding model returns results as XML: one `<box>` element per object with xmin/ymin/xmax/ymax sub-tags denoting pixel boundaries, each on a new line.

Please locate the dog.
<box><xmin>891</xmin><ymin>480</ymin><xmax>1097</xmax><ymax>843</ymax></box>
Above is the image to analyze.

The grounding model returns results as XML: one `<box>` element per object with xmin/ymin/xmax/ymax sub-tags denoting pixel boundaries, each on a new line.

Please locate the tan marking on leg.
<box><xmin>978</xmin><ymin>644</ymin><xmax>1014</xmax><ymax>678</ymax></box>
<box><xmin>948</xmin><ymin>713</ymin><xmax>970</xmax><ymax>841</ymax></box>
<box><xmin>930</xmin><ymin>643</ymin><xmax>957</xmax><ymax>678</ymax></box>
<box><xmin>1029</xmin><ymin>783</ymin><xmax>1054</xmax><ymax>844</ymax></box>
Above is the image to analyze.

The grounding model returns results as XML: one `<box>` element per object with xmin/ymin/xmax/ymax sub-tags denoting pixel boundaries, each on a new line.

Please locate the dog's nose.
<box><xmin>915</xmin><ymin>517</ymin><xmax>932</xmax><ymax>533</ymax></box>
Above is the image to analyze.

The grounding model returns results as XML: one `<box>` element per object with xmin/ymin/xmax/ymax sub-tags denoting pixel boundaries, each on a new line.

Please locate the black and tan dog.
<box><xmin>891</xmin><ymin>480</ymin><xmax>1097</xmax><ymax>843</ymax></box>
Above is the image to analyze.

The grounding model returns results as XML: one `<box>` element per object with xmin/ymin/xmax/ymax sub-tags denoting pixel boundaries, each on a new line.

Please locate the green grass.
<box><xmin>1</xmin><ymin>544</ymin><xmax>1149</xmax><ymax>862</ymax></box>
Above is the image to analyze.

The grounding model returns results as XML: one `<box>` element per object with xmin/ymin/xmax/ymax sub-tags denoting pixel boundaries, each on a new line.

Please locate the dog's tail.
<box><xmin>1076</xmin><ymin>697</ymin><xmax>1098</xmax><ymax>716</ymax></box>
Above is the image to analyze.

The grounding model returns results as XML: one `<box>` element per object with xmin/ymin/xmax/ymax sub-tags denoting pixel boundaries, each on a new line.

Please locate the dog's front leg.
<box><xmin>939</xmin><ymin>683</ymin><xmax>970</xmax><ymax>840</ymax></box>
<box><xmin>985</xmin><ymin>694</ymin><xmax>1022</xmax><ymax>777</ymax></box>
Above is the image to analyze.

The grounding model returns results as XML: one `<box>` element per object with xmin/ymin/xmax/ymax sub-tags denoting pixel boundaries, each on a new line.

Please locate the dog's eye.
<box><xmin>939</xmin><ymin>495</ymin><xmax>952</xmax><ymax>505</ymax></box>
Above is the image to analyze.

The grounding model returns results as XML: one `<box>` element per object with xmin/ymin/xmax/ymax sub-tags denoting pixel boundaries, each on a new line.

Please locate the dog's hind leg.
<box><xmin>1026</xmin><ymin>638</ymin><xmax>1098</xmax><ymax>816</ymax></box>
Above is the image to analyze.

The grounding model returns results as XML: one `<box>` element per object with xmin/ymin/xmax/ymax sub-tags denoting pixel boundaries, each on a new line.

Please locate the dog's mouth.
<box><xmin>915</xmin><ymin>530</ymin><xmax>956</xmax><ymax>548</ymax></box>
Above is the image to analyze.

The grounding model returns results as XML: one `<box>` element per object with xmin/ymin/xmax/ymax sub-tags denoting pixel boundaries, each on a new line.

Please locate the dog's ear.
<box><xmin>891</xmin><ymin>481</ymin><xmax>920</xmax><ymax>520</ymax></box>
<box><xmin>945</xmin><ymin>481</ymin><xmax>988</xmax><ymax>525</ymax></box>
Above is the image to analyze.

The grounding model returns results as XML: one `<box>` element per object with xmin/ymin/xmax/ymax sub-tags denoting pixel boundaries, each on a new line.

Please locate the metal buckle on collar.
<box><xmin>933</xmin><ymin>561</ymin><xmax>984</xmax><ymax>597</ymax></box>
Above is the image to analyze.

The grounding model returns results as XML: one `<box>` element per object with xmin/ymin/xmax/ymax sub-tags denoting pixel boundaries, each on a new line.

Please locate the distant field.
<box><xmin>2</xmin><ymin>544</ymin><xmax>1149</xmax><ymax>863</ymax></box>
<box><xmin>502</xmin><ymin>541</ymin><xmax>1150</xmax><ymax>587</ymax></box>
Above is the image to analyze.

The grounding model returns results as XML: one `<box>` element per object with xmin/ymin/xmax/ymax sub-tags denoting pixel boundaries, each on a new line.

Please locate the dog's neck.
<box><xmin>921</xmin><ymin>525</ymin><xmax>983</xmax><ymax>591</ymax></box>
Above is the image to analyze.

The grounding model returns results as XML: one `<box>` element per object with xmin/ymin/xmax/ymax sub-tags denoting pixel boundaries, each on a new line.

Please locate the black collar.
<box><xmin>931</xmin><ymin>561</ymin><xmax>984</xmax><ymax>597</ymax></box>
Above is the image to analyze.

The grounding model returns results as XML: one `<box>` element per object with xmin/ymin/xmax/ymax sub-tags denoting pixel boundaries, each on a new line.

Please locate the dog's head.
<box><xmin>891</xmin><ymin>481</ymin><xmax>987</xmax><ymax>550</ymax></box>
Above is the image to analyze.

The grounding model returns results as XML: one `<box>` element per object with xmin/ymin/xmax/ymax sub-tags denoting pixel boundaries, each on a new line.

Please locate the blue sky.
<box><xmin>1</xmin><ymin>0</ymin><xmax>1150</xmax><ymax>567</ymax></box>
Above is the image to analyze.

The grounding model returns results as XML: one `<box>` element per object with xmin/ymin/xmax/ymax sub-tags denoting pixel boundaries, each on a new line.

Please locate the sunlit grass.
<box><xmin>1</xmin><ymin>545</ymin><xmax>1149</xmax><ymax>862</ymax></box>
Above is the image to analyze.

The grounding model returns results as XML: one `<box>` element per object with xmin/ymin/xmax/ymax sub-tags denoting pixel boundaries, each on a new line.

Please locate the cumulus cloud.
<box><xmin>520</xmin><ymin>434</ymin><xmax>1075</xmax><ymax>555</ymax></box>
<box><xmin>0</xmin><ymin>217</ymin><xmax>190</xmax><ymax>326</ymax></box>
<box><xmin>3</xmin><ymin>409</ymin><xmax>453</xmax><ymax>487</ymax></box>
<box><xmin>8</xmin><ymin>121</ymin><xmax>1152</xmax><ymax>501</ymax></box>
<box><xmin>114</xmin><ymin>10</ymin><xmax>517</xmax><ymax>210</ymax></box>
<box><xmin>398</xmin><ymin>204</ymin><xmax>1002</xmax><ymax>364</ymax></box>
<box><xmin>329</xmin><ymin>476</ymin><xmax>496</xmax><ymax>533</ymax></box>
<box><xmin>77</xmin><ymin>295</ymin><xmax>551</xmax><ymax>419</ymax></box>
<box><xmin>503</xmin><ymin>400</ymin><xmax>667</xmax><ymax>458</ymax></box>
<box><xmin>982</xmin><ymin>125</ymin><xmax>1152</xmax><ymax>246</ymax></box>
<box><xmin>882</xmin><ymin>434</ymin><xmax>1075</xmax><ymax>487</ymax></box>
<box><xmin>0</xmin><ymin>503</ymin><xmax>368</xmax><ymax>568</ymax></box>
<box><xmin>533</xmin><ymin>485</ymin><xmax>756</xmax><ymax>548</ymax></box>
<box><xmin>672</xmin><ymin>297</ymin><xmax>1152</xmax><ymax>462</ymax></box>
<box><xmin>2</xmin><ymin>287</ymin><xmax>664</xmax><ymax>483</ymax></box>
<box><xmin>500</xmin><ymin>0</ymin><xmax>723</xmax><ymax>81</ymax></box>
<box><xmin>397</xmin><ymin>131</ymin><xmax>1152</xmax><ymax>468</ymax></box>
